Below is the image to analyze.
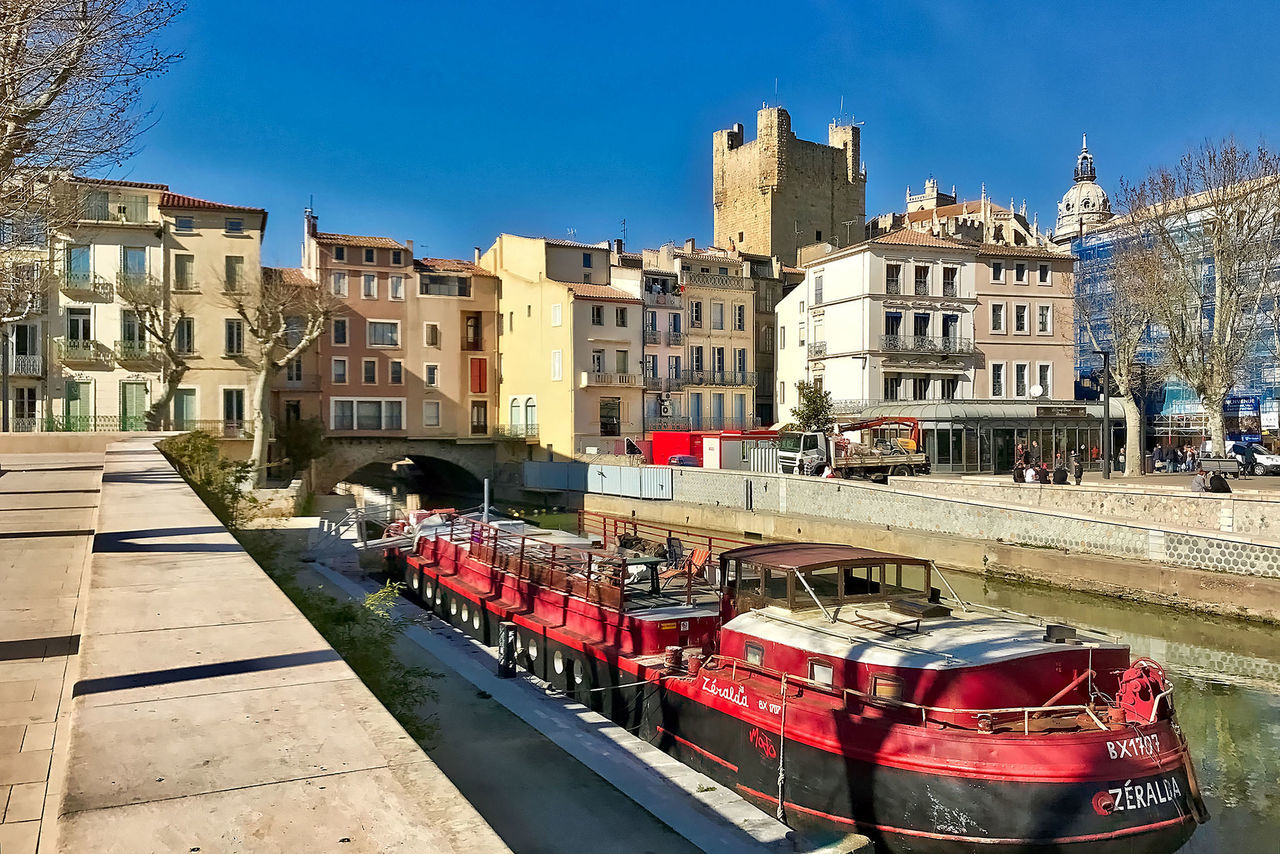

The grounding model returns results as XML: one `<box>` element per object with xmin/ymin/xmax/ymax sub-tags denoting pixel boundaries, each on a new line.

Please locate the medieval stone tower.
<box><xmin>712</xmin><ymin>106</ymin><xmax>867</xmax><ymax>263</ymax></box>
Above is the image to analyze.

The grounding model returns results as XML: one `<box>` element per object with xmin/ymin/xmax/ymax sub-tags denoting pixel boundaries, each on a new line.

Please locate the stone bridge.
<box><xmin>312</xmin><ymin>436</ymin><xmax>523</xmax><ymax>495</ymax></box>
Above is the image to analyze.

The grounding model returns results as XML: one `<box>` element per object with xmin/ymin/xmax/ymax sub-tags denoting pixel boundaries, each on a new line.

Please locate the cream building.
<box><xmin>40</xmin><ymin>178</ymin><xmax>264</xmax><ymax>436</ymax></box>
<box><xmin>480</xmin><ymin>234</ymin><xmax>642</xmax><ymax>460</ymax></box>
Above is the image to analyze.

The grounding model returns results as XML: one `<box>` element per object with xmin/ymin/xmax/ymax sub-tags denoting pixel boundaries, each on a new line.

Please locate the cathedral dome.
<box><xmin>1054</xmin><ymin>134</ymin><xmax>1112</xmax><ymax>241</ymax></box>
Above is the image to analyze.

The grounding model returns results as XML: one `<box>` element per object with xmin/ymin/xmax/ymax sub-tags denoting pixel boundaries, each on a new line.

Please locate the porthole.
<box><xmin>528</xmin><ymin>639</ymin><xmax>539</xmax><ymax>661</ymax></box>
<box><xmin>461</xmin><ymin>604</ymin><xmax>469</xmax><ymax>623</ymax></box>
<box><xmin>573</xmin><ymin>659</ymin><xmax>585</xmax><ymax>685</ymax></box>
<box><xmin>450</xmin><ymin>600</ymin><xmax>458</xmax><ymax>617</ymax></box>
<box><xmin>434</xmin><ymin>588</ymin><xmax>442</xmax><ymax>606</ymax></box>
<box><xmin>424</xmin><ymin>581</ymin><xmax>433</xmax><ymax>599</ymax></box>
<box><xmin>516</xmin><ymin>635</ymin><xmax>525</xmax><ymax>656</ymax></box>
<box><xmin>410</xmin><ymin>572</ymin><xmax>420</xmax><ymax>591</ymax></box>
<box><xmin>473</xmin><ymin>610</ymin><xmax>482</xmax><ymax>630</ymax></box>
<box><xmin>553</xmin><ymin>650</ymin><xmax>565</xmax><ymax>675</ymax></box>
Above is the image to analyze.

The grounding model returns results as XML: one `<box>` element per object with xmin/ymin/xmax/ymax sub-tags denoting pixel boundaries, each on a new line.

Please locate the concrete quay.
<box><xmin>1</xmin><ymin>435</ymin><xmax>509</xmax><ymax>854</ymax></box>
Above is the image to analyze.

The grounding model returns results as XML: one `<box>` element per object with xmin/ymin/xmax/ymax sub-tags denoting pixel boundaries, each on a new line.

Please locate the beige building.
<box><xmin>480</xmin><ymin>234</ymin><xmax>642</xmax><ymax>460</ymax></box>
<box><xmin>713</xmin><ymin>106</ymin><xmax>866</xmax><ymax>263</ymax></box>
<box><xmin>869</xmin><ymin>179</ymin><xmax>1047</xmax><ymax>246</ymax></box>
<box><xmin>38</xmin><ymin>178</ymin><xmax>264</xmax><ymax>437</ymax></box>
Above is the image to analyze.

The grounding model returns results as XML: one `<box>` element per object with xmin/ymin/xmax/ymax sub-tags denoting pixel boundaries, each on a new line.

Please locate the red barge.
<box><xmin>389</xmin><ymin>512</ymin><xmax>1206</xmax><ymax>853</ymax></box>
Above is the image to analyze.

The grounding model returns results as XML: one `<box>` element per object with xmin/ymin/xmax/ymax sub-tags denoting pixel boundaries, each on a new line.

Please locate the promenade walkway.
<box><xmin>1</xmin><ymin>437</ymin><xmax>509</xmax><ymax>854</ymax></box>
<box><xmin>0</xmin><ymin>451</ymin><xmax>99</xmax><ymax>854</ymax></box>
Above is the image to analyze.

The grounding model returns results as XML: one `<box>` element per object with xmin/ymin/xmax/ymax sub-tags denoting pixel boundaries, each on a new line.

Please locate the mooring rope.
<box><xmin>776</xmin><ymin>673</ymin><xmax>789</xmax><ymax>822</ymax></box>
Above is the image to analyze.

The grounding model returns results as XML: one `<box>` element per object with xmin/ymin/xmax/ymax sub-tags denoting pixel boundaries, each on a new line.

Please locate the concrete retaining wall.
<box><xmin>659</xmin><ymin>468</ymin><xmax>1280</xmax><ymax>581</ymax></box>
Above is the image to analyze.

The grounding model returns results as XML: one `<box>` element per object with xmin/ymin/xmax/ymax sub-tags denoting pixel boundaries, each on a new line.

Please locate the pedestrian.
<box><xmin>1152</xmin><ymin>444</ymin><xmax>1165</xmax><ymax>473</ymax></box>
<box><xmin>1209</xmin><ymin>470</ymin><xmax>1233</xmax><ymax>494</ymax></box>
<box><xmin>1191</xmin><ymin>466</ymin><xmax>1207</xmax><ymax>493</ymax></box>
<box><xmin>1071</xmin><ymin>450</ymin><xmax>1084</xmax><ymax>486</ymax></box>
<box><xmin>1117</xmin><ymin>447</ymin><xmax>1126</xmax><ymax>471</ymax></box>
<box><xmin>1015</xmin><ymin>442</ymin><xmax>1024</xmax><ymax>466</ymax></box>
<box><xmin>1052</xmin><ymin>462</ymin><xmax>1068</xmax><ymax>485</ymax></box>
<box><xmin>1031</xmin><ymin>440</ymin><xmax>1042</xmax><ymax>466</ymax></box>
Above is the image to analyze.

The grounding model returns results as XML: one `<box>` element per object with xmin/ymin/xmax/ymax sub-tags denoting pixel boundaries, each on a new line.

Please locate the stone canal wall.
<box><xmin>892</xmin><ymin>475</ymin><xmax>1280</xmax><ymax>538</ymax></box>
<box><xmin>656</xmin><ymin>467</ymin><xmax>1280</xmax><ymax>582</ymax></box>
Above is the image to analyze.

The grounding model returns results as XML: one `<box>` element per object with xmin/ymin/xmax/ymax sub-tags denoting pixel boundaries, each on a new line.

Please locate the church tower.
<box><xmin>1053</xmin><ymin>134</ymin><xmax>1113</xmax><ymax>244</ymax></box>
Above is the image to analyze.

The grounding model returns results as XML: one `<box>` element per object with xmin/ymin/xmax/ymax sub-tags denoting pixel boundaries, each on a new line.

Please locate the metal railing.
<box><xmin>687</xmin><ymin>416</ymin><xmax>762</xmax><ymax>431</ymax></box>
<box><xmin>586</xmin><ymin>371</ymin><xmax>640</xmax><ymax>386</ymax></box>
<box><xmin>942</xmin><ymin>281</ymin><xmax>957</xmax><ymax>297</ymax></box>
<box><xmin>832</xmin><ymin>398</ymin><xmax>876</xmax><ymax>415</ymax></box>
<box><xmin>667</xmin><ymin>330</ymin><xmax>684</xmax><ymax>346</ymax></box>
<box><xmin>879</xmin><ymin>335</ymin><xmax>974</xmax><ymax>354</ymax></box>
<box><xmin>886</xmin><ymin>280</ymin><xmax>901</xmax><ymax>295</ymax></box>
<box><xmin>808</xmin><ymin>341</ymin><xmax>827</xmax><ymax>358</ymax></box>
<box><xmin>62</xmin><ymin>272</ymin><xmax>113</xmax><ymax>300</ymax></box>
<box><xmin>647</xmin><ymin>416</ymin><xmax>691</xmax><ymax>431</ymax></box>
<box><xmin>643</xmin><ymin>329</ymin><xmax>662</xmax><ymax>345</ymax></box>
<box><xmin>644</xmin><ymin>291</ymin><xmax>682</xmax><ymax>308</ymax></box>
<box><xmin>645</xmin><ymin>376</ymin><xmax>686</xmax><ymax>392</ymax></box>
<box><xmin>176</xmin><ymin>419</ymin><xmax>251</xmax><ymax>438</ymax></box>
<box><xmin>679</xmin><ymin>271</ymin><xmax>751</xmax><ymax>291</ymax></box>
<box><xmin>9</xmin><ymin>354</ymin><xmax>42</xmax><ymax>376</ymax></box>
<box><xmin>57</xmin><ymin>340</ymin><xmax>113</xmax><ymax>364</ymax></box>
<box><xmin>494</xmin><ymin>423</ymin><xmax>539</xmax><ymax>439</ymax></box>
<box><xmin>681</xmin><ymin>369</ymin><xmax>757</xmax><ymax>386</ymax></box>
<box><xmin>914</xmin><ymin>280</ymin><xmax>929</xmax><ymax>296</ymax></box>
<box><xmin>114</xmin><ymin>340</ymin><xmax>160</xmax><ymax>362</ymax></box>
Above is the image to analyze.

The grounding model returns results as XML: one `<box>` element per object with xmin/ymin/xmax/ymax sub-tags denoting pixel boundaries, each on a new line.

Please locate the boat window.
<box><xmin>808</xmin><ymin>659</ymin><xmax>834</xmax><ymax>687</ymax></box>
<box><xmin>844</xmin><ymin>564</ymin><xmax>881</xmax><ymax>596</ymax></box>
<box><xmin>764</xmin><ymin>568</ymin><xmax>789</xmax><ymax>603</ymax></box>
<box><xmin>801</xmin><ymin>566</ymin><xmax>840</xmax><ymax>607</ymax></box>
<box><xmin>891</xmin><ymin>562</ymin><xmax>929</xmax><ymax>595</ymax></box>
<box><xmin>871</xmin><ymin>674</ymin><xmax>903</xmax><ymax>701</ymax></box>
<box><xmin>736</xmin><ymin>560</ymin><xmax>763</xmax><ymax>593</ymax></box>
<box><xmin>745</xmin><ymin>642</ymin><xmax>764</xmax><ymax>666</ymax></box>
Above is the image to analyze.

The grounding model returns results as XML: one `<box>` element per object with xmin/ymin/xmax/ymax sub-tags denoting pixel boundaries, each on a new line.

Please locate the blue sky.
<box><xmin>122</xmin><ymin>2</ymin><xmax>1280</xmax><ymax>267</ymax></box>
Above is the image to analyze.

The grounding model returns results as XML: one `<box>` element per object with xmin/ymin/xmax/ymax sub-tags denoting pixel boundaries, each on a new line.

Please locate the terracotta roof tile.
<box><xmin>543</xmin><ymin>237</ymin><xmax>609</xmax><ymax>249</ymax></box>
<box><xmin>161</xmin><ymin>192</ymin><xmax>265</xmax><ymax>214</ymax></box>
<box><xmin>977</xmin><ymin>243</ymin><xmax>1074</xmax><ymax>260</ymax></box>
<box><xmin>414</xmin><ymin>257</ymin><xmax>492</xmax><ymax>276</ymax></box>
<box><xmin>262</xmin><ymin>267</ymin><xmax>316</xmax><ymax>286</ymax></box>
<box><xmin>72</xmin><ymin>176</ymin><xmax>169</xmax><ymax>191</ymax></box>
<box><xmin>869</xmin><ymin>228</ymin><xmax>976</xmax><ymax>249</ymax></box>
<box><xmin>315</xmin><ymin>232</ymin><xmax>406</xmax><ymax>250</ymax></box>
<box><xmin>564</xmin><ymin>283</ymin><xmax>641</xmax><ymax>304</ymax></box>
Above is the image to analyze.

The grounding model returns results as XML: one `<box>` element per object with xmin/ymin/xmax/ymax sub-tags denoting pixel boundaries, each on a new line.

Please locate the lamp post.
<box><xmin>1094</xmin><ymin>350</ymin><xmax>1111</xmax><ymax>480</ymax></box>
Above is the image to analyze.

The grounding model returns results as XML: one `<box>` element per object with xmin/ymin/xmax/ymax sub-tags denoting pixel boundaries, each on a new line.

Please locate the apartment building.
<box><xmin>779</xmin><ymin>230</ymin><xmax>980</xmax><ymax>411</ymax></box>
<box><xmin>36</xmin><ymin>178</ymin><xmax>265</xmax><ymax>434</ymax></box>
<box><xmin>302</xmin><ymin>211</ymin><xmax>415</xmax><ymax>435</ymax></box>
<box><xmin>480</xmin><ymin>234</ymin><xmax>642</xmax><ymax>460</ymax></box>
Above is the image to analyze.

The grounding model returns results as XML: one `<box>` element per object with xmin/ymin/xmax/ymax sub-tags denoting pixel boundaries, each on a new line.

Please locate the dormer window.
<box><xmin>808</xmin><ymin>660</ymin><xmax>834</xmax><ymax>687</ymax></box>
<box><xmin>744</xmin><ymin>643</ymin><xmax>764</xmax><ymax>666</ymax></box>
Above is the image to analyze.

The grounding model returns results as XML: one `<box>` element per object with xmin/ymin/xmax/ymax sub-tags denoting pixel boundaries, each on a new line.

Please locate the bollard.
<box><xmin>497</xmin><ymin>621</ymin><xmax>518</xmax><ymax>678</ymax></box>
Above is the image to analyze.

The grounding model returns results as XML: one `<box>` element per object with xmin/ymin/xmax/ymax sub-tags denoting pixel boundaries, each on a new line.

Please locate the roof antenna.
<box><xmin>620</xmin><ymin>218</ymin><xmax>627</xmax><ymax>245</ymax></box>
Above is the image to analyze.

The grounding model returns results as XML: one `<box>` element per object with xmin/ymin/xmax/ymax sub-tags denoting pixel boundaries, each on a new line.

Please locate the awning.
<box><xmin>855</xmin><ymin>399</ymin><xmax>1127</xmax><ymax>422</ymax></box>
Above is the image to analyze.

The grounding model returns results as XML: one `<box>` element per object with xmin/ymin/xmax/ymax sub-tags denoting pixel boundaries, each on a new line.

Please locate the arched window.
<box><xmin>510</xmin><ymin>398</ymin><xmax>521</xmax><ymax>427</ymax></box>
<box><xmin>525</xmin><ymin>398</ymin><xmax>537</xmax><ymax>430</ymax></box>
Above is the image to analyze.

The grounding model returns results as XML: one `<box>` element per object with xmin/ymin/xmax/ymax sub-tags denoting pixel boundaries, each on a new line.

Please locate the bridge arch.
<box><xmin>311</xmin><ymin>437</ymin><xmax>497</xmax><ymax>495</ymax></box>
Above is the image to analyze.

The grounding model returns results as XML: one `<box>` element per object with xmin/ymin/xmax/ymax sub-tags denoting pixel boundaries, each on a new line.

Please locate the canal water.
<box><xmin>942</xmin><ymin>570</ymin><xmax>1280</xmax><ymax>853</ymax></box>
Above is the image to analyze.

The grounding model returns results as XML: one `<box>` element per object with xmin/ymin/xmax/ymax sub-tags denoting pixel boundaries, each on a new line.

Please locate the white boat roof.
<box><xmin>725</xmin><ymin>603</ymin><xmax>1124</xmax><ymax>671</ymax></box>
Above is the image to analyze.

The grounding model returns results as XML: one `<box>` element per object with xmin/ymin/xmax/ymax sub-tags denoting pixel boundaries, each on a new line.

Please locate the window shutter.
<box><xmin>470</xmin><ymin>358</ymin><xmax>487</xmax><ymax>394</ymax></box>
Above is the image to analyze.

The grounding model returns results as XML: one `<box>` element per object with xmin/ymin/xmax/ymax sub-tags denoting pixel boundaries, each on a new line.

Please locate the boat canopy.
<box><xmin>719</xmin><ymin>543</ymin><xmax>933</xmax><ymax>617</ymax></box>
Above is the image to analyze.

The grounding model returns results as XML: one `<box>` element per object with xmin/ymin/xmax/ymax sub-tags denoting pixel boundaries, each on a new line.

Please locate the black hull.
<box><xmin>400</xmin><ymin>560</ymin><xmax>1197</xmax><ymax>854</ymax></box>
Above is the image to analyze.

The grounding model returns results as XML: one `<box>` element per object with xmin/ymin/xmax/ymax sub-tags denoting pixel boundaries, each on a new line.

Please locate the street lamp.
<box><xmin>1094</xmin><ymin>350</ymin><xmax>1111</xmax><ymax>480</ymax></box>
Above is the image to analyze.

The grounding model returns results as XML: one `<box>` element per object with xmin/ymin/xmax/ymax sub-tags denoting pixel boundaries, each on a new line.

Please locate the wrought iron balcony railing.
<box><xmin>667</xmin><ymin>330</ymin><xmax>684</xmax><ymax>346</ymax></box>
<box><xmin>57</xmin><ymin>340</ymin><xmax>113</xmax><ymax>365</ymax></box>
<box><xmin>62</xmin><ymin>271</ymin><xmax>113</xmax><ymax>300</ymax></box>
<box><xmin>681</xmin><ymin>369</ymin><xmax>757</xmax><ymax>387</ymax></box>
<box><xmin>679</xmin><ymin>271</ymin><xmax>752</xmax><ymax>291</ymax></box>
<box><xmin>808</xmin><ymin>341</ymin><xmax>827</xmax><ymax>358</ymax></box>
<box><xmin>494</xmin><ymin>423</ymin><xmax>539</xmax><ymax>439</ymax></box>
<box><xmin>879</xmin><ymin>334</ymin><xmax>974</xmax><ymax>354</ymax></box>
<box><xmin>643</xmin><ymin>329</ymin><xmax>662</xmax><ymax>345</ymax></box>
<box><xmin>114</xmin><ymin>340</ymin><xmax>161</xmax><ymax>363</ymax></box>
<box><xmin>9</xmin><ymin>354</ymin><xmax>42</xmax><ymax>376</ymax></box>
<box><xmin>644</xmin><ymin>291</ymin><xmax>682</xmax><ymax>307</ymax></box>
<box><xmin>585</xmin><ymin>371</ymin><xmax>641</xmax><ymax>386</ymax></box>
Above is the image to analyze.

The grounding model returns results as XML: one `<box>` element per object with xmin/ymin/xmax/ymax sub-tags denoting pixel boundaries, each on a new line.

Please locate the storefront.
<box><xmin>855</xmin><ymin>400</ymin><xmax>1127</xmax><ymax>474</ymax></box>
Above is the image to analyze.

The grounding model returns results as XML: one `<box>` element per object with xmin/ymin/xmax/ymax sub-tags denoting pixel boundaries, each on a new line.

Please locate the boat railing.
<box><xmin>578</xmin><ymin>509</ymin><xmax>752</xmax><ymax>561</ymax></box>
<box><xmin>443</xmin><ymin>515</ymin><xmax>635</xmax><ymax>610</ymax></box>
<box><xmin>698</xmin><ymin>652</ymin><xmax>1110</xmax><ymax>734</ymax></box>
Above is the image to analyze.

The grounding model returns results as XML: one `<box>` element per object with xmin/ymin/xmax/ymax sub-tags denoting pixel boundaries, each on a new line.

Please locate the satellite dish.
<box><xmin>1029</xmin><ymin>384</ymin><xmax>1045</xmax><ymax>399</ymax></box>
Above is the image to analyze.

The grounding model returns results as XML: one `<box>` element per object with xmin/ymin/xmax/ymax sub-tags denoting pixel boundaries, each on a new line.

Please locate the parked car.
<box><xmin>1230</xmin><ymin>442</ymin><xmax>1280</xmax><ymax>475</ymax></box>
<box><xmin>667</xmin><ymin>454</ymin><xmax>700</xmax><ymax>467</ymax></box>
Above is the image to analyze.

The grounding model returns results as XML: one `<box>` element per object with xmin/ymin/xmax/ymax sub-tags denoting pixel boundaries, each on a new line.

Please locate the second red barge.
<box><xmin>389</xmin><ymin>513</ymin><xmax>1207</xmax><ymax>853</ymax></box>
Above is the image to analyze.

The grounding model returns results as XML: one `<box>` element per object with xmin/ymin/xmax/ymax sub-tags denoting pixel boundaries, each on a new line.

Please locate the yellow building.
<box><xmin>479</xmin><ymin>235</ymin><xmax>642</xmax><ymax>460</ymax></box>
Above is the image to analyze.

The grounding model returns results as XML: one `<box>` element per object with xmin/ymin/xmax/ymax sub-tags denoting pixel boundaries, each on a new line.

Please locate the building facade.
<box><xmin>20</xmin><ymin>178</ymin><xmax>266</xmax><ymax>437</ymax></box>
<box><xmin>480</xmin><ymin>234</ymin><xmax>642</xmax><ymax>460</ymax></box>
<box><xmin>713</xmin><ymin>106</ymin><xmax>867</xmax><ymax>263</ymax></box>
<box><xmin>301</xmin><ymin>211</ymin><xmax>500</xmax><ymax>440</ymax></box>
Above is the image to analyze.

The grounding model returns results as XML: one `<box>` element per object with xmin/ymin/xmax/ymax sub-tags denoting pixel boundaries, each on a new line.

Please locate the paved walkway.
<box><xmin>0</xmin><ymin>451</ymin><xmax>101</xmax><ymax>854</ymax></box>
<box><xmin>1</xmin><ymin>438</ymin><xmax>510</xmax><ymax>853</ymax></box>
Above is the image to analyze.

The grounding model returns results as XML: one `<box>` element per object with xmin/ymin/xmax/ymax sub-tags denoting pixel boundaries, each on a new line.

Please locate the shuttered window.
<box><xmin>470</xmin><ymin>357</ymin><xmax>487</xmax><ymax>394</ymax></box>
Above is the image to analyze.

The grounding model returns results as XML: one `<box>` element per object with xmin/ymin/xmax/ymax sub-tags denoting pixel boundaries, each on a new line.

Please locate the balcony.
<box><xmin>585</xmin><ymin>371</ymin><xmax>641</xmax><ymax>386</ymax></box>
<box><xmin>461</xmin><ymin>338</ymin><xmax>484</xmax><ymax>352</ymax></box>
<box><xmin>647</xmin><ymin>416</ymin><xmax>691</xmax><ymax>431</ymax></box>
<box><xmin>494</xmin><ymin>423</ymin><xmax>539</xmax><ymax>439</ymax></box>
<box><xmin>114</xmin><ymin>340</ymin><xmax>161</xmax><ymax>364</ymax></box>
<box><xmin>681</xmin><ymin>369</ymin><xmax>757</xmax><ymax>387</ymax></box>
<box><xmin>666</xmin><ymin>330</ymin><xmax>684</xmax><ymax>346</ymax></box>
<box><xmin>9</xmin><ymin>354</ymin><xmax>42</xmax><ymax>376</ymax></box>
<box><xmin>644</xmin><ymin>376</ymin><xmax>685</xmax><ymax>392</ymax></box>
<box><xmin>688</xmin><ymin>416</ymin><xmax>763</xmax><ymax>432</ymax></box>
<box><xmin>644</xmin><ymin>291</ymin><xmax>682</xmax><ymax>308</ymax></box>
<box><xmin>57</xmin><ymin>340</ymin><xmax>113</xmax><ymax>366</ymax></box>
<box><xmin>62</xmin><ymin>271</ymin><xmax>113</xmax><ymax>301</ymax></box>
<box><xmin>679</xmin><ymin>271</ymin><xmax>751</xmax><ymax>291</ymax></box>
<box><xmin>807</xmin><ymin>341</ymin><xmax>827</xmax><ymax>358</ymax></box>
<box><xmin>879</xmin><ymin>334</ymin><xmax>974</xmax><ymax>355</ymax></box>
<box><xmin>942</xmin><ymin>281</ymin><xmax>957</xmax><ymax>297</ymax></box>
<box><xmin>886</xmin><ymin>280</ymin><xmax>901</xmax><ymax>295</ymax></box>
<box><xmin>643</xmin><ymin>329</ymin><xmax>663</xmax><ymax>345</ymax></box>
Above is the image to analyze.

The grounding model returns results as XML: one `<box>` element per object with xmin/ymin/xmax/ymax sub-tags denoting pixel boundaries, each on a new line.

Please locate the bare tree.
<box><xmin>1116</xmin><ymin>139</ymin><xmax>1280</xmax><ymax>455</ymax></box>
<box><xmin>1075</xmin><ymin>251</ymin><xmax>1162</xmax><ymax>476</ymax></box>
<box><xmin>226</xmin><ymin>267</ymin><xmax>336</xmax><ymax>484</ymax></box>
<box><xmin>115</xmin><ymin>272</ymin><xmax>190</xmax><ymax>429</ymax></box>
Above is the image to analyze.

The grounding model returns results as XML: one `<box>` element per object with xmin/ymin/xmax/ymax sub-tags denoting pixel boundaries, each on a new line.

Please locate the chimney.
<box><xmin>405</xmin><ymin>239</ymin><xmax>413</xmax><ymax>259</ymax></box>
<box><xmin>684</xmin><ymin>238</ymin><xmax>696</xmax><ymax>253</ymax></box>
<box><xmin>613</xmin><ymin>238</ymin><xmax>623</xmax><ymax>254</ymax></box>
<box><xmin>473</xmin><ymin>246</ymin><xmax>481</xmax><ymax>263</ymax></box>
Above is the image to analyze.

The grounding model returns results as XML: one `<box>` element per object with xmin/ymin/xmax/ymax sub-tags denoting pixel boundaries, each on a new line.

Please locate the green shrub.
<box><xmin>276</xmin><ymin>417</ymin><xmax>329</xmax><ymax>477</ymax></box>
<box><xmin>160</xmin><ymin>431</ymin><xmax>258</xmax><ymax>527</ymax></box>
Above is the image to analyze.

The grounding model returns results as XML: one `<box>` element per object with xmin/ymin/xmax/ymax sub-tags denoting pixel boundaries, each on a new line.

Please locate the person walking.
<box><xmin>1152</xmin><ymin>444</ymin><xmax>1165</xmax><ymax>473</ymax></box>
<box><xmin>1071</xmin><ymin>450</ymin><xmax>1084</xmax><ymax>486</ymax></box>
<box><xmin>1031</xmin><ymin>440</ymin><xmax>1042</xmax><ymax>466</ymax></box>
